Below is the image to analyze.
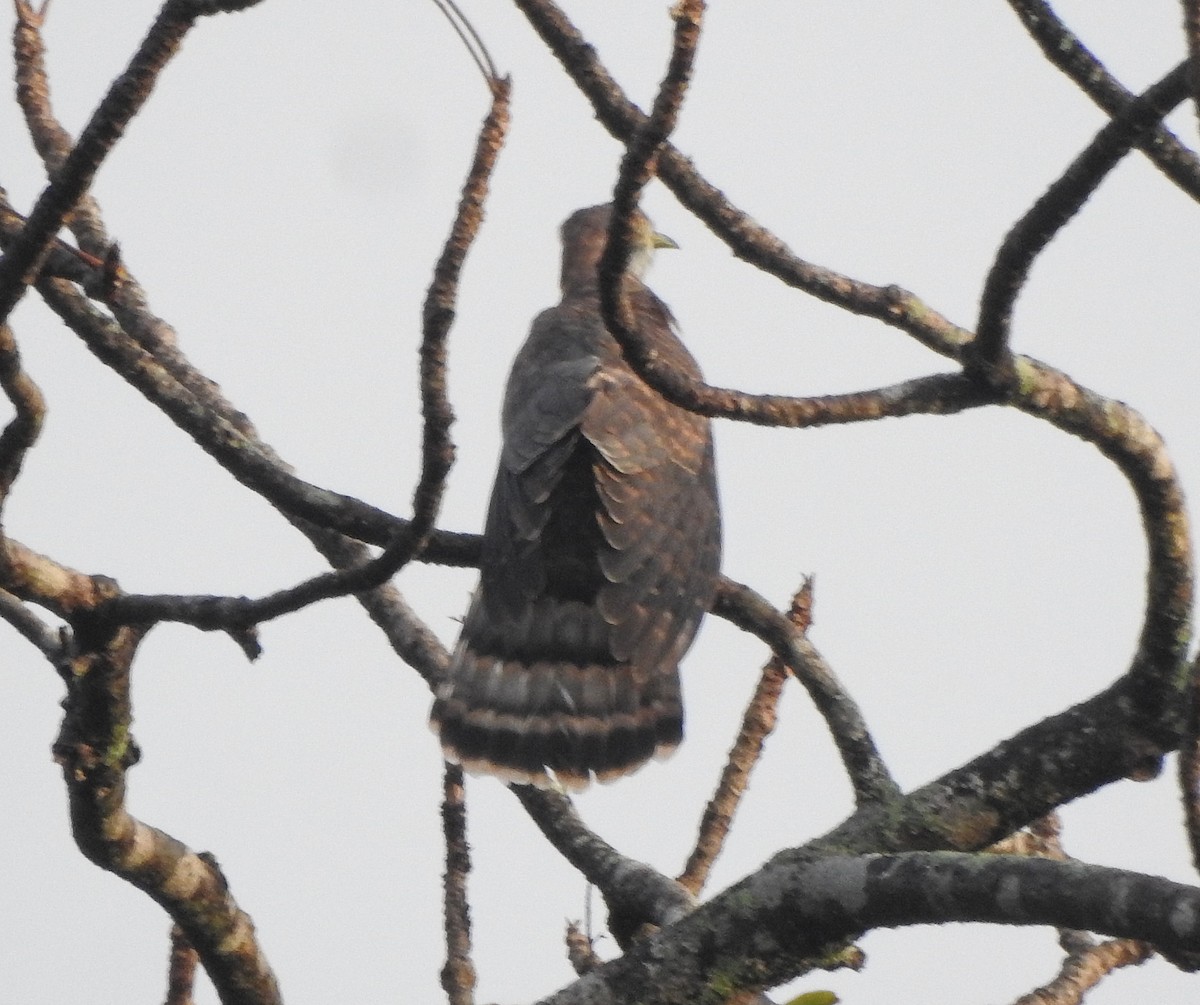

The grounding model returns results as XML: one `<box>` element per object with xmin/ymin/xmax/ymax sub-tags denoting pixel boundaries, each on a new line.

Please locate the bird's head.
<box><xmin>559</xmin><ymin>203</ymin><xmax>677</xmax><ymax>293</ymax></box>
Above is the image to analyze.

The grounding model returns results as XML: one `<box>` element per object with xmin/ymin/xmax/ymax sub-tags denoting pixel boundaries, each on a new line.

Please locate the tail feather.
<box><xmin>430</xmin><ymin>639</ymin><xmax>683</xmax><ymax>789</ymax></box>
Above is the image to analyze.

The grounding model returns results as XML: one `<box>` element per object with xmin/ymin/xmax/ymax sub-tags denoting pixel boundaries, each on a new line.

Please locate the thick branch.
<box><xmin>53</xmin><ymin>621</ymin><xmax>280</xmax><ymax>1005</ymax></box>
<box><xmin>538</xmin><ymin>852</ymin><xmax>1200</xmax><ymax>1005</ymax></box>
<box><xmin>1010</xmin><ymin>357</ymin><xmax>1192</xmax><ymax>732</ymax></box>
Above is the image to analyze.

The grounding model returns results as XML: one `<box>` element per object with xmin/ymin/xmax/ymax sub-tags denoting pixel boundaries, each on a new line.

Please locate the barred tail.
<box><xmin>430</xmin><ymin>640</ymin><xmax>682</xmax><ymax>791</ymax></box>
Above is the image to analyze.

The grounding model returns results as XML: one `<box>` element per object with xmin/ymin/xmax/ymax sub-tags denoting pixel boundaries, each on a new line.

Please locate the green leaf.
<box><xmin>782</xmin><ymin>992</ymin><xmax>839</xmax><ymax>1005</ymax></box>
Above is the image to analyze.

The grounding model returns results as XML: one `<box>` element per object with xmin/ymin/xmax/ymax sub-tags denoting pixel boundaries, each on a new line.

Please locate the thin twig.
<box><xmin>0</xmin><ymin>324</ymin><xmax>45</xmax><ymax>505</ymax></box>
<box><xmin>0</xmin><ymin>585</ymin><xmax>62</xmax><ymax>660</ymax></box>
<box><xmin>429</xmin><ymin>0</ymin><xmax>500</xmax><ymax>90</ymax></box>
<box><xmin>1010</xmin><ymin>936</ymin><xmax>1155</xmax><ymax>1005</ymax></box>
<box><xmin>164</xmin><ymin>924</ymin><xmax>199</xmax><ymax>1005</ymax></box>
<box><xmin>440</xmin><ymin>764</ymin><xmax>476</xmax><ymax>1005</ymax></box>
<box><xmin>565</xmin><ymin>922</ymin><xmax>603</xmax><ymax>976</ymax></box>
<box><xmin>12</xmin><ymin>0</ymin><xmax>112</xmax><ymax>254</ymax></box>
<box><xmin>678</xmin><ymin>579</ymin><xmax>811</xmax><ymax>895</ymax></box>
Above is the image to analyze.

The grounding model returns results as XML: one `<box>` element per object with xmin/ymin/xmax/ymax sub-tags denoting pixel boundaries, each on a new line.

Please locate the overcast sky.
<box><xmin>3</xmin><ymin>2</ymin><xmax>1200</xmax><ymax>1003</ymax></box>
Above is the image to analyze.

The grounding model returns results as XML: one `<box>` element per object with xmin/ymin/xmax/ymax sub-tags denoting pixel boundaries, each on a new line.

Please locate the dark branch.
<box><xmin>539</xmin><ymin>852</ymin><xmax>1200</xmax><ymax>1004</ymax></box>
<box><xmin>165</xmin><ymin>925</ymin><xmax>200</xmax><ymax>1005</ymax></box>
<box><xmin>512</xmin><ymin>786</ymin><xmax>696</xmax><ymax>949</ymax></box>
<box><xmin>715</xmin><ymin>578</ymin><xmax>900</xmax><ymax>808</ymax></box>
<box><xmin>1004</xmin><ymin>0</ymin><xmax>1200</xmax><ymax>201</ymax></box>
<box><xmin>969</xmin><ymin>62</ymin><xmax>1192</xmax><ymax>387</ymax></box>
<box><xmin>0</xmin><ymin>323</ymin><xmax>44</xmax><ymax>506</ymax></box>
<box><xmin>677</xmin><ymin>580</ymin><xmax>808</xmax><ymax>895</ymax></box>
<box><xmin>512</xmin><ymin>0</ymin><xmax>974</xmax><ymax>360</ymax></box>
<box><xmin>441</xmin><ymin>764</ymin><xmax>476</xmax><ymax>1005</ymax></box>
<box><xmin>0</xmin><ymin>0</ymin><xmax>203</xmax><ymax>326</ymax></box>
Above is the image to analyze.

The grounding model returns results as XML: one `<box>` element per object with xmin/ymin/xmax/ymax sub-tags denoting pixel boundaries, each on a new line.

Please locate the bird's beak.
<box><xmin>653</xmin><ymin>231</ymin><xmax>679</xmax><ymax>251</ymax></box>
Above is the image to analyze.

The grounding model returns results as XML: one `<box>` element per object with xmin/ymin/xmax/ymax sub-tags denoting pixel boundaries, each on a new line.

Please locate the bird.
<box><xmin>430</xmin><ymin>203</ymin><xmax>721</xmax><ymax>790</ymax></box>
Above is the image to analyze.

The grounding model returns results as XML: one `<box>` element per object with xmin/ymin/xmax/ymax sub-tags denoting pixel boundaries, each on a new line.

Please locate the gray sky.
<box><xmin>3</xmin><ymin>2</ymin><xmax>1199</xmax><ymax>1003</ymax></box>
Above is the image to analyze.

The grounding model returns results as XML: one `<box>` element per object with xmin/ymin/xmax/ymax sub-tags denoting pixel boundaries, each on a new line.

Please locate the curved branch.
<box><xmin>539</xmin><ymin>852</ymin><xmax>1200</xmax><ymax>1004</ymax></box>
<box><xmin>1011</xmin><ymin>932</ymin><xmax>1154</xmax><ymax>1005</ymax></box>
<box><xmin>0</xmin><ymin>323</ymin><xmax>45</xmax><ymax>506</ymax></box>
<box><xmin>1009</xmin><ymin>357</ymin><xmax>1192</xmax><ymax>730</ymax></box>
<box><xmin>599</xmin><ymin>0</ymin><xmax>703</xmax><ymax>291</ymax></box>
<box><xmin>1004</xmin><ymin>0</ymin><xmax>1200</xmax><ymax>201</ymax></box>
<box><xmin>678</xmin><ymin>580</ymin><xmax>809</xmax><ymax>896</ymax></box>
<box><xmin>0</xmin><ymin>0</ymin><xmax>231</xmax><ymax>326</ymax></box>
<box><xmin>714</xmin><ymin>579</ymin><xmax>900</xmax><ymax>808</ymax></box>
<box><xmin>512</xmin><ymin>786</ymin><xmax>696</xmax><ymax>949</ymax></box>
<box><xmin>53</xmin><ymin>622</ymin><xmax>281</xmax><ymax>1005</ymax></box>
<box><xmin>969</xmin><ymin>62</ymin><xmax>1192</xmax><ymax>386</ymax></box>
<box><xmin>512</xmin><ymin>0</ymin><xmax>974</xmax><ymax>359</ymax></box>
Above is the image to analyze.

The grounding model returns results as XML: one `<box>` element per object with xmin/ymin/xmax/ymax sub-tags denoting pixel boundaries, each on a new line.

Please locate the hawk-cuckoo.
<box><xmin>430</xmin><ymin>204</ymin><xmax>721</xmax><ymax>789</ymax></box>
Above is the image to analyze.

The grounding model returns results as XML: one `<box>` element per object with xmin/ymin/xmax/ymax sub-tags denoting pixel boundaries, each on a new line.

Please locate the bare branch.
<box><xmin>678</xmin><ymin>580</ymin><xmax>810</xmax><ymax>896</ymax></box>
<box><xmin>0</xmin><ymin>1</ymin><xmax>206</xmax><ymax>326</ymax></box>
<box><xmin>714</xmin><ymin>579</ymin><xmax>900</xmax><ymax>808</ymax></box>
<box><xmin>441</xmin><ymin>764</ymin><xmax>476</xmax><ymax>1005</ymax></box>
<box><xmin>1004</xmin><ymin>0</ymin><xmax>1200</xmax><ymax>200</ymax></box>
<box><xmin>969</xmin><ymin>62</ymin><xmax>1193</xmax><ymax>388</ymax></box>
<box><xmin>512</xmin><ymin>0</ymin><xmax>974</xmax><ymax>360</ymax></box>
<box><xmin>12</xmin><ymin>0</ymin><xmax>111</xmax><ymax>253</ymax></box>
<box><xmin>1187</xmin><ymin>1</ymin><xmax>1200</xmax><ymax>138</ymax></box>
<box><xmin>565</xmin><ymin>922</ymin><xmax>603</xmax><ymax>977</ymax></box>
<box><xmin>512</xmin><ymin>786</ymin><xmax>696</xmax><ymax>949</ymax></box>
<box><xmin>1180</xmin><ymin>649</ymin><xmax>1200</xmax><ymax>874</ymax></box>
<box><xmin>429</xmin><ymin>0</ymin><xmax>501</xmax><ymax>90</ymax></box>
<box><xmin>1010</xmin><ymin>935</ymin><xmax>1155</xmax><ymax>1005</ymax></box>
<box><xmin>1010</xmin><ymin>358</ymin><xmax>1192</xmax><ymax>728</ymax></box>
<box><xmin>600</xmin><ymin>0</ymin><xmax>704</xmax><ymax>287</ymax></box>
<box><xmin>0</xmin><ymin>585</ymin><xmax>62</xmax><ymax>661</ymax></box>
<box><xmin>0</xmin><ymin>323</ymin><xmax>44</xmax><ymax>505</ymax></box>
<box><xmin>165</xmin><ymin>925</ymin><xmax>199</xmax><ymax>1005</ymax></box>
<box><xmin>821</xmin><ymin>681</ymin><xmax>1169</xmax><ymax>858</ymax></box>
<box><xmin>53</xmin><ymin>623</ymin><xmax>282</xmax><ymax>1004</ymax></box>
<box><xmin>539</xmin><ymin>853</ymin><xmax>1200</xmax><ymax>1005</ymax></box>
<box><xmin>1</xmin><ymin>537</ymin><xmax>121</xmax><ymax>618</ymax></box>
